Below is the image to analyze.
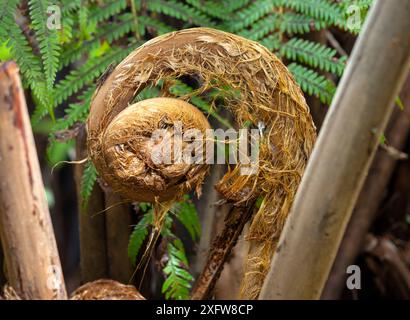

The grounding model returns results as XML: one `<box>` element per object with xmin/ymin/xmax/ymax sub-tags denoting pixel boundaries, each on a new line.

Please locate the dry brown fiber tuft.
<box><xmin>70</xmin><ymin>279</ymin><xmax>145</xmax><ymax>300</ymax></box>
<box><xmin>87</xmin><ymin>27</ymin><xmax>316</xmax><ymax>299</ymax></box>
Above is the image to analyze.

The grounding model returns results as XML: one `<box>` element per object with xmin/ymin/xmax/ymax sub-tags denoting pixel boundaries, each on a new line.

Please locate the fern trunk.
<box><xmin>259</xmin><ymin>0</ymin><xmax>410</xmax><ymax>299</ymax></box>
<box><xmin>322</xmin><ymin>75</ymin><xmax>410</xmax><ymax>299</ymax></box>
<box><xmin>0</xmin><ymin>61</ymin><xmax>66</xmax><ymax>299</ymax></box>
<box><xmin>75</xmin><ymin>129</ymin><xmax>108</xmax><ymax>283</ymax></box>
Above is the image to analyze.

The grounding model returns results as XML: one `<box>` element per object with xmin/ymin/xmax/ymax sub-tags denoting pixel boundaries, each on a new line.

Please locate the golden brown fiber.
<box><xmin>92</xmin><ymin>97</ymin><xmax>210</xmax><ymax>202</ymax></box>
<box><xmin>87</xmin><ymin>28</ymin><xmax>316</xmax><ymax>299</ymax></box>
<box><xmin>70</xmin><ymin>279</ymin><xmax>145</xmax><ymax>300</ymax></box>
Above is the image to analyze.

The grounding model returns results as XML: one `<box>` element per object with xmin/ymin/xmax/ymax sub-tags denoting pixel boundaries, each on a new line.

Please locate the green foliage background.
<box><xmin>0</xmin><ymin>0</ymin><xmax>373</xmax><ymax>299</ymax></box>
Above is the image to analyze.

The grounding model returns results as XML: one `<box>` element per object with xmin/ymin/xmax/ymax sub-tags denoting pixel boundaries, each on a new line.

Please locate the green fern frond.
<box><xmin>281</xmin><ymin>38</ymin><xmax>347</xmax><ymax>76</ymax></box>
<box><xmin>185</xmin><ymin>0</ymin><xmax>230</xmax><ymax>20</ymax></box>
<box><xmin>355</xmin><ymin>0</ymin><xmax>374</xmax><ymax>10</ymax></box>
<box><xmin>54</xmin><ymin>45</ymin><xmax>135</xmax><ymax>108</ymax></box>
<box><xmin>128</xmin><ymin>209</ymin><xmax>153</xmax><ymax>266</ymax></box>
<box><xmin>52</xmin><ymin>85</ymin><xmax>95</xmax><ymax>132</ymax></box>
<box><xmin>168</xmin><ymin>79</ymin><xmax>194</xmax><ymax>96</ymax></box>
<box><xmin>339</xmin><ymin>0</ymin><xmax>373</xmax><ymax>12</ymax></box>
<box><xmin>4</xmin><ymin>21</ymin><xmax>52</xmax><ymax>120</ymax></box>
<box><xmin>28</xmin><ymin>0</ymin><xmax>61</xmax><ymax>88</ymax></box>
<box><xmin>147</xmin><ymin>0</ymin><xmax>214</xmax><ymax>27</ymax></box>
<box><xmin>46</xmin><ymin>85</ymin><xmax>93</xmax><ymax>167</ymax></box>
<box><xmin>59</xmin><ymin>9</ymin><xmax>75</xmax><ymax>44</ymax></box>
<box><xmin>339</xmin><ymin>0</ymin><xmax>374</xmax><ymax>33</ymax></box>
<box><xmin>139</xmin><ymin>15</ymin><xmax>175</xmax><ymax>35</ymax></box>
<box><xmin>191</xmin><ymin>96</ymin><xmax>232</xmax><ymax>128</ymax></box>
<box><xmin>60</xmin><ymin>0</ymin><xmax>82</xmax><ymax>13</ymax></box>
<box><xmin>127</xmin><ymin>197</ymin><xmax>198</xmax><ymax>299</ymax></box>
<box><xmin>111</xmin><ymin>13</ymin><xmax>146</xmax><ymax>39</ymax></box>
<box><xmin>0</xmin><ymin>1</ymin><xmax>47</xmax><ymax>95</ymax></box>
<box><xmin>0</xmin><ymin>0</ymin><xmax>19</xmax><ymax>41</ymax></box>
<box><xmin>239</xmin><ymin>13</ymin><xmax>280</xmax><ymax>40</ymax></box>
<box><xmin>162</xmin><ymin>238</ymin><xmax>194</xmax><ymax>300</ymax></box>
<box><xmin>57</xmin><ymin>1</ymin><xmax>79</xmax><ymax>44</ymax></box>
<box><xmin>225</xmin><ymin>0</ymin><xmax>276</xmax><ymax>32</ymax></box>
<box><xmin>222</xmin><ymin>0</ymin><xmax>252</xmax><ymax>13</ymax></box>
<box><xmin>77</xmin><ymin>6</ymin><xmax>93</xmax><ymax>40</ymax></box>
<box><xmin>259</xmin><ymin>33</ymin><xmax>282</xmax><ymax>51</ymax></box>
<box><xmin>283</xmin><ymin>0</ymin><xmax>344</xmax><ymax>25</ymax></box>
<box><xmin>60</xmin><ymin>12</ymin><xmax>148</xmax><ymax>69</ymax></box>
<box><xmin>168</xmin><ymin>80</ymin><xmax>232</xmax><ymax>128</ymax></box>
<box><xmin>280</xmin><ymin>12</ymin><xmax>327</xmax><ymax>34</ymax></box>
<box><xmin>288</xmin><ymin>63</ymin><xmax>336</xmax><ymax>104</ymax></box>
<box><xmin>161</xmin><ymin>211</ymin><xmax>175</xmax><ymax>238</ymax></box>
<box><xmin>88</xmin><ymin>0</ymin><xmax>128</xmax><ymax>24</ymax></box>
<box><xmin>172</xmin><ymin>196</ymin><xmax>201</xmax><ymax>242</ymax></box>
<box><xmin>59</xmin><ymin>41</ymin><xmax>99</xmax><ymax>70</ymax></box>
<box><xmin>133</xmin><ymin>86</ymin><xmax>161</xmax><ymax>103</ymax></box>
<box><xmin>80</xmin><ymin>160</ymin><xmax>98</xmax><ymax>209</ymax></box>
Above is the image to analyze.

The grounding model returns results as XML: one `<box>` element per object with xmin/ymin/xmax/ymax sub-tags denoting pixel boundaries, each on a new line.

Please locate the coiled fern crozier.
<box><xmin>0</xmin><ymin>0</ymin><xmax>373</xmax><ymax>300</ymax></box>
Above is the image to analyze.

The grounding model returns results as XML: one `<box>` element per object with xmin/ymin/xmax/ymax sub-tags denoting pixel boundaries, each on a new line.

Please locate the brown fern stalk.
<box><xmin>0</xmin><ymin>61</ymin><xmax>67</xmax><ymax>299</ymax></box>
<box><xmin>191</xmin><ymin>205</ymin><xmax>253</xmax><ymax>299</ymax></box>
